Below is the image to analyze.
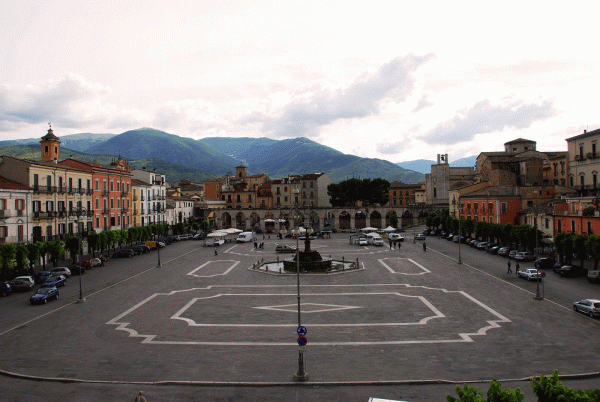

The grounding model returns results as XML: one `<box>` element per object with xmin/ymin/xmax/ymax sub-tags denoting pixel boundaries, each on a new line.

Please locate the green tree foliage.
<box><xmin>585</xmin><ymin>234</ymin><xmax>600</xmax><ymax>270</ymax></box>
<box><xmin>448</xmin><ymin>380</ymin><xmax>525</xmax><ymax>402</ymax></box>
<box><xmin>201</xmin><ymin>220</ymin><xmax>210</xmax><ymax>233</ymax></box>
<box><xmin>555</xmin><ymin>232</ymin><xmax>575</xmax><ymax>264</ymax></box>
<box><xmin>573</xmin><ymin>234</ymin><xmax>588</xmax><ymax>267</ymax></box>
<box><xmin>191</xmin><ymin>222</ymin><xmax>200</xmax><ymax>232</ymax></box>
<box><xmin>175</xmin><ymin>222</ymin><xmax>186</xmax><ymax>235</ymax></box>
<box><xmin>47</xmin><ymin>240</ymin><xmax>65</xmax><ymax>268</ymax></box>
<box><xmin>26</xmin><ymin>242</ymin><xmax>42</xmax><ymax>272</ymax></box>
<box><xmin>87</xmin><ymin>232</ymin><xmax>99</xmax><ymax>257</ymax></box>
<box><xmin>14</xmin><ymin>243</ymin><xmax>28</xmax><ymax>273</ymax></box>
<box><xmin>531</xmin><ymin>370</ymin><xmax>600</xmax><ymax>402</ymax></box>
<box><xmin>65</xmin><ymin>236</ymin><xmax>82</xmax><ymax>264</ymax></box>
<box><xmin>327</xmin><ymin>178</ymin><xmax>390</xmax><ymax>207</ymax></box>
<box><xmin>105</xmin><ymin>230</ymin><xmax>117</xmax><ymax>252</ymax></box>
<box><xmin>501</xmin><ymin>223</ymin><xmax>514</xmax><ymax>247</ymax></box>
<box><xmin>0</xmin><ymin>243</ymin><xmax>17</xmax><ymax>280</ymax></box>
<box><xmin>98</xmin><ymin>231</ymin><xmax>108</xmax><ymax>256</ymax></box>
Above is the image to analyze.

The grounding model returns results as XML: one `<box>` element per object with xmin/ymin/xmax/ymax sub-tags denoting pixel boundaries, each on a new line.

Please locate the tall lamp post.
<box><xmin>453</xmin><ymin>196</ymin><xmax>463</xmax><ymax>264</ymax></box>
<box><xmin>156</xmin><ymin>226</ymin><xmax>162</xmax><ymax>268</ymax></box>
<box><xmin>292</xmin><ymin>225</ymin><xmax>308</xmax><ymax>381</ymax></box>
<box><xmin>532</xmin><ymin>207</ymin><xmax>543</xmax><ymax>300</ymax></box>
<box><xmin>76</xmin><ymin>207</ymin><xmax>86</xmax><ymax>303</ymax></box>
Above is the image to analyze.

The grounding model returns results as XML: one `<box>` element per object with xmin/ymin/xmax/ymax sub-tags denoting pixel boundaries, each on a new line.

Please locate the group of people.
<box><xmin>506</xmin><ymin>260</ymin><xmax>520</xmax><ymax>273</ymax></box>
<box><xmin>254</xmin><ymin>241</ymin><xmax>265</xmax><ymax>249</ymax></box>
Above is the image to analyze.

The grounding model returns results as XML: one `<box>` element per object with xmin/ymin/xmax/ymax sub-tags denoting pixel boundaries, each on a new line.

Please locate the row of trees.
<box><xmin>426</xmin><ymin>209</ymin><xmax>600</xmax><ymax>270</ymax></box>
<box><xmin>327</xmin><ymin>178</ymin><xmax>390</xmax><ymax>207</ymax></box>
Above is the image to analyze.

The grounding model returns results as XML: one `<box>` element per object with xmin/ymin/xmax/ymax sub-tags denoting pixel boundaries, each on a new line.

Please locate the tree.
<box><xmin>175</xmin><ymin>222</ymin><xmax>186</xmax><ymax>235</ymax></box>
<box><xmin>105</xmin><ymin>230</ymin><xmax>117</xmax><ymax>252</ymax></box>
<box><xmin>14</xmin><ymin>243</ymin><xmax>28</xmax><ymax>274</ymax></box>
<box><xmin>585</xmin><ymin>235</ymin><xmax>600</xmax><ymax>270</ymax></box>
<box><xmin>47</xmin><ymin>240</ymin><xmax>65</xmax><ymax>268</ymax></box>
<box><xmin>201</xmin><ymin>220</ymin><xmax>210</xmax><ymax>233</ymax></box>
<box><xmin>573</xmin><ymin>234</ymin><xmax>587</xmax><ymax>267</ymax></box>
<box><xmin>65</xmin><ymin>236</ymin><xmax>82</xmax><ymax>264</ymax></box>
<box><xmin>501</xmin><ymin>223</ymin><xmax>514</xmax><ymax>247</ymax></box>
<box><xmin>26</xmin><ymin>242</ymin><xmax>42</xmax><ymax>274</ymax></box>
<box><xmin>87</xmin><ymin>232</ymin><xmax>100</xmax><ymax>257</ymax></box>
<box><xmin>191</xmin><ymin>222</ymin><xmax>200</xmax><ymax>233</ymax></box>
<box><xmin>0</xmin><ymin>243</ymin><xmax>17</xmax><ymax>281</ymax></box>
<box><xmin>390</xmin><ymin>214</ymin><xmax>399</xmax><ymax>228</ymax></box>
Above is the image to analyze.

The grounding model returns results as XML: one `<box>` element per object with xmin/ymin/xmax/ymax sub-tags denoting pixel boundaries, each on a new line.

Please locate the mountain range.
<box><xmin>0</xmin><ymin>128</ymin><xmax>474</xmax><ymax>183</ymax></box>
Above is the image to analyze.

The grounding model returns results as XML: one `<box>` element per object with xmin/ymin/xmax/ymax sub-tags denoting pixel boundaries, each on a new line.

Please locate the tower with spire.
<box><xmin>40</xmin><ymin>124</ymin><xmax>61</xmax><ymax>162</ymax></box>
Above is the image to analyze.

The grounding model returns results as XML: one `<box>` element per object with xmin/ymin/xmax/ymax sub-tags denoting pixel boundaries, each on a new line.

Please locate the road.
<box><xmin>0</xmin><ymin>233</ymin><xmax>598</xmax><ymax>401</ymax></box>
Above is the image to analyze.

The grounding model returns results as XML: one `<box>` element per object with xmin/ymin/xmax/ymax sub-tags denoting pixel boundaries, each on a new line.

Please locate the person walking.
<box><xmin>423</xmin><ymin>242</ymin><xmax>427</xmax><ymax>252</ymax></box>
<box><xmin>214</xmin><ymin>246</ymin><xmax>218</xmax><ymax>256</ymax></box>
<box><xmin>389</xmin><ymin>240</ymin><xmax>392</xmax><ymax>250</ymax></box>
<box><xmin>135</xmin><ymin>391</ymin><xmax>147</xmax><ymax>402</ymax></box>
<box><xmin>515</xmin><ymin>261</ymin><xmax>520</xmax><ymax>273</ymax></box>
<box><xmin>507</xmin><ymin>260</ymin><xmax>512</xmax><ymax>273</ymax></box>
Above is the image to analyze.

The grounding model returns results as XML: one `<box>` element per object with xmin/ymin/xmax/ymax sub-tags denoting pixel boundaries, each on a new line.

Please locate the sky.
<box><xmin>1</xmin><ymin>0</ymin><xmax>599</xmax><ymax>163</ymax></box>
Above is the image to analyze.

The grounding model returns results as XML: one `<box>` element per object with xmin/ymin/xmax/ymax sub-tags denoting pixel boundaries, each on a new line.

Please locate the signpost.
<box><xmin>297</xmin><ymin>335</ymin><xmax>308</xmax><ymax>346</ymax></box>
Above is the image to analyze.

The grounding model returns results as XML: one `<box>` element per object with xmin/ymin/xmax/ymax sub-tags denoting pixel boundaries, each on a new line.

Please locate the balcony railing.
<box><xmin>33</xmin><ymin>211</ymin><xmax>57</xmax><ymax>219</ymax></box>
<box><xmin>57</xmin><ymin>186</ymin><xmax>66</xmax><ymax>193</ymax></box>
<box><xmin>33</xmin><ymin>185</ymin><xmax>56</xmax><ymax>193</ymax></box>
<box><xmin>102</xmin><ymin>208</ymin><xmax>110</xmax><ymax>214</ymax></box>
<box><xmin>0</xmin><ymin>210</ymin><xmax>10</xmax><ymax>218</ymax></box>
<box><xmin>86</xmin><ymin>188</ymin><xmax>93</xmax><ymax>195</ymax></box>
<box><xmin>0</xmin><ymin>235</ymin><xmax>26</xmax><ymax>244</ymax></box>
<box><xmin>121</xmin><ymin>190</ymin><xmax>127</xmax><ymax>196</ymax></box>
<box><xmin>78</xmin><ymin>188</ymin><xmax>85</xmax><ymax>194</ymax></box>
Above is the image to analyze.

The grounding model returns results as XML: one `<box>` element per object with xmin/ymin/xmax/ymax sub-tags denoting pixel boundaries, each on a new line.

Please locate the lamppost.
<box><xmin>292</xmin><ymin>225</ymin><xmax>308</xmax><ymax>381</ymax></box>
<box><xmin>453</xmin><ymin>196</ymin><xmax>463</xmax><ymax>264</ymax></box>
<box><xmin>156</xmin><ymin>226</ymin><xmax>162</xmax><ymax>268</ymax></box>
<box><xmin>75</xmin><ymin>207</ymin><xmax>86</xmax><ymax>303</ymax></box>
<box><xmin>532</xmin><ymin>206</ymin><xmax>543</xmax><ymax>300</ymax></box>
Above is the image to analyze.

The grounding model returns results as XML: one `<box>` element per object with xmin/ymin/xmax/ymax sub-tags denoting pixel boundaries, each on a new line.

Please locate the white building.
<box><xmin>166</xmin><ymin>197</ymin><xmax>195</xmax><ymax>226</ymax></box>
<box><xmin>132</xmin><ymin>169</ymin><xmax>167</xmax><ymax>226</ymax></box>
<box><xmin>0</xmin><ymin>175</ymin><xmax>33</xmax><ymax>244</ymax></box>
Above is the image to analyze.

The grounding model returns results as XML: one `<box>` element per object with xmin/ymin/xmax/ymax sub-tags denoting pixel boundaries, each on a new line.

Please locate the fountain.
<box><xmin>283</xmin><ymin>230</ymin><xmax>332</xmax><ymax>273</ymax></box>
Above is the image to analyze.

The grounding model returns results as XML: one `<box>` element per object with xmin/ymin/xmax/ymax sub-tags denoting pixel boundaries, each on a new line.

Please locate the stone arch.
<box><xmin>355</xmin><ymin>210</ymin><xmax>366</xmax><ymax>229</ymax></box>
<box><xmin>385</xmin><ymin>210</ymin><xmax>398</xmax><ymax>227</ymax></box>
<box><xmin>235</xmin><ymin>212</ymin><xmax>246</xmax><ymax>230</ymax></box>
<box><xmin>250</xmin><ymin>212</ymin><xmax>261</xmax><ymax>229</ymax></box>
<box><xmin>324</xmin><ymin>211</ymin><xmax>335</xmax><ymax>229</ymax></box>
<box><xmin>339</xmin><ymin>211</ymin><xmax>350</xmax><ymax>230</ymax></box>
<box><xmin>221</xmin><ymin>212</ymin><xmax>232</xmax><ymax>229</ymax></box>
<box><xmin>369</xmin><ymin>210</ymin><xmax>382</xmax><ymax>228</ymax></box>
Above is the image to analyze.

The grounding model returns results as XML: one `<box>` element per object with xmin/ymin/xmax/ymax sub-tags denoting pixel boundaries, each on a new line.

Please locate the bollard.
<box><xmin>277</xmin><ymin>256</ymin><xmax>279</xmax><ymax>262</ymax></box>
<box><xmin>342</xmin><ymin>256</ymin><xmax>345</xmax><ymax>263</ymax></box>
<box><xmin>356</xmin><ymin>258</ymin><xmax>359</xmax><ymax>269</ymax></box>
<box><xmin>279</xmin><ymin>267</ymin><xmax>282</xmax><ymax>274</ymax></box>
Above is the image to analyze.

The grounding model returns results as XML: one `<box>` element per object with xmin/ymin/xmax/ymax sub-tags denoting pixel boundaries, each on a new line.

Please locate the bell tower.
<box><xmin>40</xmin><ymin>124</ymin><xmax>61</xmax><ymax>162</ymax></box>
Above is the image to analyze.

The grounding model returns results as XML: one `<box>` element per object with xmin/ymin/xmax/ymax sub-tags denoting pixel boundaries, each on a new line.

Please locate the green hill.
<box><xmin>0</xmin><ymin>145</ymin><xmax>218</xmax><ymax>183</ymax></box>
<box><xmin>86</xmin><ymin>128</ymin><xmax>240</xmax><ymax>175</ymax></box>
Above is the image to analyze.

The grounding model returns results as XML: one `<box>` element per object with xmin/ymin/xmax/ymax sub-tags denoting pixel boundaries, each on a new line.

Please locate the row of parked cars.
<box><xmin>0</xmin><ymin>267</ymin><xmax>73</xmax><ymax>304</ymax></box>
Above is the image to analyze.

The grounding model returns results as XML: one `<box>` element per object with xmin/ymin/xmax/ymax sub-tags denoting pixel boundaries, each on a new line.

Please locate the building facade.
<box><xmin>565</xmin><ymin>128</ymin><xmax>600</xmax><ymax>195</ymax></box>
<box><xmin>131</xmin><ymin>169</ymin><xmax>167</xmax><ymax>226</ymax></box>
<box><xmin>0</xmin><ymin>176</ymin><xmax>32</xmax><ymax>244</ymax></box>
<box><xmin>425</xmin><ymin>154</ymin><xmax>476</xmax><ymax>206</ymax></box>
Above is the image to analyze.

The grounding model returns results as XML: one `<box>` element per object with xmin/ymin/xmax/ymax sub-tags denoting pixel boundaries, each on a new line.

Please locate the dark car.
<box><xmin>558</xmin><ymin>265</ymin><xmax>587</xmax><ymax>277</ymax></box>
<box><xmin>275</xmin><ymin>244</ymin><xmax>298</xmax><ymax>253</ymax></box>
<box><xmin>113</xmin><ymin>249</ymin><xmax>136</xmax><ymax>258</ymax></box>
<box><xmin>193</xmin><ymin>233</ymin><xmax>205</xmax><ymax>240</ymax></box>
<box><xmin>488</xmin><ymin>246</ymin><xmax>501</xmax><ymax>254</ymax></box>
<box><xmin>68</xmin><ymin>264</ymin><xmax>86</xmax><ymax>276</ymax></box>
<box><xmin>8</xmin><ymin>279</ymin><xmax>33</xmax><ymax>292</ymax></box>
<box><xmin>41</xmin><ymin>275</ymin><xmax>66</xmax><ymax>288</ymax></box>
<box><xmin>1</xmin><ymin>282</ymin><xmax>11</xmax><ymax>297</ymax></box>
<box><xmin>552</xmin><ymin>262</ymin><xmax>563</xmax><ymax>273</ymax></box>
<box><xmin>34</xmin><ymin>271</ymin><xmax>53</xmax><ymax>284</ymax></box>
<box><xmin>535</xmin><ymin>257</ymin><xmax>556</xmax><ymax>269</ymax></box>
<box><xmin>133</xmin><ymin>245</ymin><xmax>151</xmax><ymax>254</ymax></box>
<box><xmin>30</xmin><ymin>287</ymin><xmax>59</xmax><ymax>305</ymax></box>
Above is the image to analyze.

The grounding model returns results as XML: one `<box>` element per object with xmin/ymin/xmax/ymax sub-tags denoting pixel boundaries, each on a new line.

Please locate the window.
<box><xmin>110</xmin><ymin>181</ymin><xmax>114</xmax><ymax>191</ymax></box>
<box><xmin>33</xmin><ymin>201</ymin><xmax>41</xmax><ymax>212</ymax></box>
<box><xmin>0</xmin><ymin>226</ymin><xmax>7</xmax><ymax>239</ymax></box>
<box><xmin>501</xmin><ymin>203</ymin><xmax>507</xmax><ymax>214</ymax></box>
<box><xmin>103</xmin><ymin>180</ymin><xmax>107</xmax><ymax>191</ymax></box>
<box><xmin>587</xmin><ymin>221</ymin><xmax>592</xmax><ymax>234</ymax></box>
<box><xmin>15</xmin><ymin>199</ymin><xmax>25</xmax><ymax>210</ymax></box>
<box><xmin>78</xmin><ymin>178</ymin><xmax>82</xmax><ymax>190</ymax></box>
<box><xmin>95</xmin><ymin>179</ymin><xmax>99</xmax><ymax>190</ymax></box>
<box><xmin>110</xmin><ymin>198</ymin><xmax>114</xmax><ymax>208</ymax></box>
<box><xmin>95</xmin><ymin>198</ymin><xmax>99</xmax><ymax>209</ymax></box>
<box><xmin>117</xmin><ymin>181</ymin><xmax>120</xmax><ymax>191</ymax></box>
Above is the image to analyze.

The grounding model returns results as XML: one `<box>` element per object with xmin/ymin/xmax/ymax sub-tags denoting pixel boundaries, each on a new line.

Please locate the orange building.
<box><xmin>58</xmin><ymin>157</ymin><xmax>132</xmax><ymax>231</ymax></box>
<box><xmin>553</xmin><ymin>198</ymin><xmax>600</xmax><ymax>236</ymax></box>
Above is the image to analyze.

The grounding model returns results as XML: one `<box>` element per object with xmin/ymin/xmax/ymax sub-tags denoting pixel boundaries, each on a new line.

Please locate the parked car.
<box><xmin>30</xmin><ymin>286</ymin><xmax>59</xmax><ymax>305</ymax></box>
<box><xmin>497</xmin><ymin>247</ymin><xmax>511</xmax><ymax>256</ymax></box>
<box><xmin>415</xmin><ymin>233</ymin><xmax>426</xmax><ymax>240</ymax></box>
<box><xmin>588</xmin><ymin>270</ymin><xmax>600</xmax><ymax>283</ymax></box>
<box><xmin>518</xmin><ymin>268</ymin><xmax>542</xmax><ymax>281</ymax></box>
<box><xmin>358</xmin><ymin>238</ymin><xmax>368</xmax><ymax>246</ymax></box>
<box><xmin>488</xmin><ymin>246</ymin><xmax>501</xmax><ymax>254</ymax></box>
<box><xmin>68</xmin><ymin>265</ymin><xmax>85</xmax><ymax>275</ymax></box>
<box><xmin>113</xmin><ymin>249</ymin><xmax>136</xmax><ymax>258</ymax></box>
<box><xmin>34</xmin><ymin>271</ymin><xmax>53</xmax><ymax>284</ymax></box>
<box><xmin>13</xmin><ymin>276</ymin><xmax>35</xmax><ymax>286</ymax></box>
<box><xmin>573</xmin><ymin>299</ymin><xmax>600</xmax><ymax>318</ymax></box>
<box><xmin>1</xmin><ymin>282</ymin><xmax>11</xmax><ymax>297</ymax></box>
<box><xmin>275</xmin><ymin>244</ymin><xmax>298</xmax><ymax>253</ymax></box>
<box><xmin>476</xmin><ymin>242</ymin><xmax>489</xmax><ymax>250</ymax></box>
<box><xmin>515</xmin><ymin>251</ymin><xmax>535</xmax><ymax>261</ymax></box>
<box><xmin>508</xmin><ymin>250</ymin><xmax>519</xmax><ymax>259</ymax></box>
<box><xmin>452</xmin><ymin>235</ymin><xmax>460</xmax><ymax>243</ymax></box>
<box><xmin>49</xmin><ymin>267</ymin><xmax>71</xmax><ymax>277</ymax></box>
<box><xmin>133</xmin><ymin>245</ymin><xmax>151</xmax><ymax>254</ymax></box>
<box><xmin>552</xmin><ymin>262</ymin><xmax>564</xmax><ymax>273</ymax></box>
<box><xmin>557</xmin><ymin>265</ymin><xmax>587</xmax><ymax>277</ymax></box>
<box><xmin>446</xmin><ymin>233</ymin><xmax>454</xmax><ymax>241</ymax></box>
<box><xmin>89</xmin><ymin>258</ymin><xmax>103</xmax><ymax>266</ymax></box>
<box><xmin>193</xmin><ymin>233</ymin><xmax>205</xmax><ymax>240</ymax></box>
<box><xmin>8</xmin><ymin>279</ymin><xmax>33</xmax><ymax>292</ymax></box>
<box><xmin>535</xmin><ymin>257</ymin><xmax>556</xmax><ymax>269</ymax></box>
<box><xmin>41</xmin><ymin>275</ymin><xmax>66</xmax><ymax>288</ymax></box>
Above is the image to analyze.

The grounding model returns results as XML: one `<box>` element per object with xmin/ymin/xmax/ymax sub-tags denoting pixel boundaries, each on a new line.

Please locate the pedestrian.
<box><xmin>134</xmin><ymin>391</ymin><xmax>147</xmax><ymax>402</ymax></box>
<box><xmin>423</xmin><ymin>242</ymin><xmax>427</xmax><ymax>252</ymax></box>
<box><xmin>515</xmin><ymin>261</ymin><xmax>520</xmax><ymax>273</ymax></box>
<box><xmin>398</xmin><ymin>242</ymin><xmax>401</xmax><ymax>251</ymax></box>
<box><xmin>214</xmin><ymin>247</ymin><xmax>218</xmax><ymax>256</ymax></box>
<box><xmin>389</xmin><ymin>240</ymin><xmax>392</xmax><ymax>249</ymax></box>
<box><xmin>507</xmin><ymin>260</ymin><xmax>512</xmax><ymax>273</ymax></box>
<box><xmin>254</xmin><ymin>241</ymin><xmax>257</xmax><ymax>249</ymax></box>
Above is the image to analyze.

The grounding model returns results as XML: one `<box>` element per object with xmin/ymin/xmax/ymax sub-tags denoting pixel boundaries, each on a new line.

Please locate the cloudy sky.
<box><xmin>1</xmin><ymin>1</ymin><xmax>598</xmax><ymax>163</ymax></box>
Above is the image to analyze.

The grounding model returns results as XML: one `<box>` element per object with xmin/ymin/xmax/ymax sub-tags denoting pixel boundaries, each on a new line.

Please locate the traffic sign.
<box><xmin>541</xmin><ymin>272</ymin><xmax>546</xmax><ymax>278</ymax></box>
<box><xmin>297</xmin><ymin>326</ymin><xmax>307</xmax><ymax>336</ymax></box>
<box><xmin>297</xmin><ymin>336</ymin><xmax>308</xmax><ymax>346</ymax></box>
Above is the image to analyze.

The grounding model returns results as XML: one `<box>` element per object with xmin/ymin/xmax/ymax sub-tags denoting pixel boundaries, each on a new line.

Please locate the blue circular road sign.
<box><xmin>297</xmin><ymin>326</ymin><xmax>307</xmax><ymax>336</ymax></box>
<box><xmin>297</xmin><ymin>336</ymin><xmax>308</xmax><ymax>346</ymax></box>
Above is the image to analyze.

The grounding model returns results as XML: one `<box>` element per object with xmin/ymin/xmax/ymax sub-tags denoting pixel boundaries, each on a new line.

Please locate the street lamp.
<box><xmin>75</xmin><ymin>207</ymin><xmax>86</xmax><ymax>303</ymax></box>
<box><xmin>532</xmin><ymin>206</ymin><xmax>543</xmax><ymax>300</ymax></box>
<box><xmin>292</xmin><ymin>226</ymin><xmax>308</xmax><ymax>381</ymax></box>
<box><xmin>156</xmin><ymin>227</ymin><xmax>162</xmax><ymax>268</ymax></box>
<box><xmin>453</xmin><ymin>196</ymin><xmax>463</xmax><ymax>265</ymax></box>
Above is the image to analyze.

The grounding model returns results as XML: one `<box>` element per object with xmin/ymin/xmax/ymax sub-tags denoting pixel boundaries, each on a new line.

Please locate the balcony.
<box><xmin>0</xmin><ymin>210</ymin><xmax>11</xmax><ymax>218</ymax></box>
<box><xmin>33</xmin><ymin>185</ymin><xmax>56</xmax><ymax>193</ymax></box>
<box><xmin>121</xmin><ymin>190</ymin><xmax>128</xmax><ymax>196</ymax></box>
<box><xmin>68</xmin><ymin>187</ymin><xmax>77</xmax><ymax>194</ymax></box>
<box><xmin>133</xmin><ymin>195</ymin><xmax>138</xmax><ymax>201</ymax></box>
<box><xmin>87</xmin><ymin>188</ymin><xmax>93</xmax><ymax>195</ymax></box>
<box><xmin>102</xmin><ymin>190</ymin><xmax>109</xmax><ymax>196</ymax></box>
<box><xmin>58</xmin><ymin>210</ymin><xmax>68</xmax><ymax>218</ymax></box>
<box><xmin>57</xmin><ymin>186</ymin><xmax>66</xmax><ymax>193</ymax></box>
<box><xmin>102</xmin><ymin>208</ymin><xmax>110</xmax><ymax>214</ymax></box>
<box><xmin>77</xmin><ymin>188</ymin><xmax>85</xmax><ymax>194</ymax></box>
<box><xmin>33</xmin><ymin>211</ymin><xmax>56</xmax><ymax>219</ymax></box>
<box><xmin>121</xmin><ymin>207</ymin><xmax>128</xmax><ymax>213</ymax></box>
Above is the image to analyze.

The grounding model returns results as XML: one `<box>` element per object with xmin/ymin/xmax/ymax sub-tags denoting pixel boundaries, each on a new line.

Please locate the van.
<box><xmin>388</xmin><ymin>233</ymin><xmax>404</xmax><ymax>242</ymax></box>
<box><xmin>236</xmin><ymin>232</ymin><xmax>255</xmax><ymax>243</ymax></box>
<box><xmin>144</xmin><ymin>241</ymin><xmax>157</xmax><ymax>250</ymax></box>
<box><xmin>366</xmin><ymin>233</ymin><xmax>384</xmax><ymax>246</ymax></box>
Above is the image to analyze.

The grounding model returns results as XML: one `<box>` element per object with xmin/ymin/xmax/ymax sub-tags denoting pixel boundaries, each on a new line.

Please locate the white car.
<box><xmin>49</xmin><ymin>267</ymin><xmax>71</xmax><ymax>277</ymax></box>
<box><xmin>518</xmin><ymin>268</ymin><xmax>542</xmax><ymax>281</ymax></box>
<box><xmin>415</xmin><ymin>233</ymin><xmax>426</xmax><ymax>240</ymax></box>
<box><xmin>13</xmin><ymin>276</ymin><xmax>35</xmax><ymax>286</ymax></box>
<box><xmin>358</xmin><ymin>238</ymin><xmax>368</xmax><ymax>246</ymax></box>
